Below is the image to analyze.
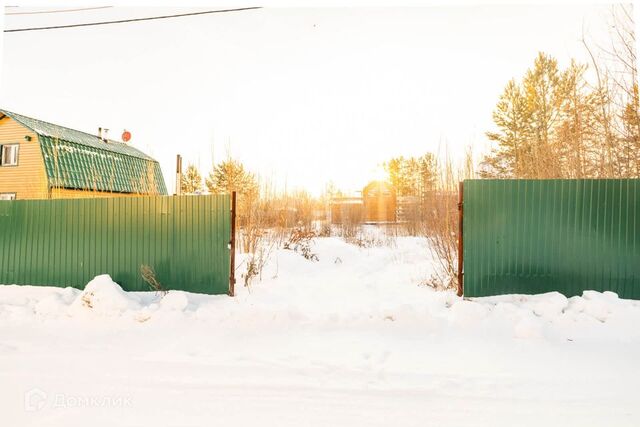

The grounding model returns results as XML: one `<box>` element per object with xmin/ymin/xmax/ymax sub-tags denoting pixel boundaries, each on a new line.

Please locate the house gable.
<box><xmin>0</xmin><ymin>109</ymin><xmax>167</xmax><ymax>195</ymax></box>
<box><xmin>0</xmin><ymin>115</ymin><xmax>48</xmax><ymax>199</ymax></box>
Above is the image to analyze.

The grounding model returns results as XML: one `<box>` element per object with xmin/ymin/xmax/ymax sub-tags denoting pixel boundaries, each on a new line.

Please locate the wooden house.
<box><xmin>0</xmin><ymin>109</ymin><xmax>166</xmax><ymax>200</ymax></box>
<box><xmin>329</xmin><ymin>197</ymin><xmax>364</xmax><ymax>225</ymax></box>
<box><xmin>362</xmin><ymin>180</ymin><xmax>396</xmax><ymax>223</ymax></box>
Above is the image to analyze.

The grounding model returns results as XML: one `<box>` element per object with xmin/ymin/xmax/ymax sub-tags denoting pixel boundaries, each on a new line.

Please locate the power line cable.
<box><xmin>4</xmin><ymin>6</ymin><xmax>262</xmax><ymax>33</ymax></box>
<box><xmin>6</xmin><ymin>6</ymin><xmax>114</xmax><ymax>15</ymax></box>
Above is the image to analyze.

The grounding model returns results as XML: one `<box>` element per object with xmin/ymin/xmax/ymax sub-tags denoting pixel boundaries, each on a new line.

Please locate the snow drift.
<box><xmin>1</xmin><ymin>236</ymin><xmax>639</xmax><ymax>427</ymax></box>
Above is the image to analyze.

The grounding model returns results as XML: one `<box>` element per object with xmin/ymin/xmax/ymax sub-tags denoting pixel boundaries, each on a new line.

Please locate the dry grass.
<box><xmin>283</xmin><ymin>226</ymin><xmax>319</xmax><ymax>261</ymax></box>
<box><xmin>140</xmin><ymin>264</ymin><xmax>168</xmax><ymax>296</ymax></box>
<box><xmin>230</xmin><ymin>157</ymin><xmax>469</xmax><ymax>293</ymax></box>
<box><xmin>422</xmin><ymin>149</ymin><xmax>473</xmax><ymax>292</ymax></box>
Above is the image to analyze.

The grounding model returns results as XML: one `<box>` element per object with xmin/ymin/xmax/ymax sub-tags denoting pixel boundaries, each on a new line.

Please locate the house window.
<box><xmin>0</xmin><ymin>193</ymin><xmax>16</xmax><ymax>200</ymax></box>
<box><xmin>1</xmin><ymin>144</ymin><xmax>19</xmax><ymax>166</ymax></box>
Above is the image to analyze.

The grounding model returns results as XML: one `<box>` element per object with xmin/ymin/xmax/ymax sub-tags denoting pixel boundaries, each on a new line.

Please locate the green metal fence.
<box><xmin>463</xmin><ymin>179</ymin><xmax>640</xmax><ymax>299</ymax></box>
<box><xmin>0</xmin><ymin>195</ymin><xmax>232</xmax><ymax>295</ymax></box>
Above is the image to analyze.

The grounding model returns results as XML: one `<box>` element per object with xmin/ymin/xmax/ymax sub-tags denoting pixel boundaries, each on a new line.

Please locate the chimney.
<box><xmin>98</xmin><ymin>127</ymin><xmax>109</xmax><ymax>142</ymax></box>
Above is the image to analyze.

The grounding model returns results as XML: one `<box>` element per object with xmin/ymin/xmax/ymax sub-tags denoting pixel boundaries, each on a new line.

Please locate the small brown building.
<box><xmin>362</xmin><ymin>181</ymin><xmax>396</xmax><ymax>223</ymax></box>
<box><xmin>329</xmin><ymin>197</ymin><xmax>364</xmax><ymax>225</ymax></box>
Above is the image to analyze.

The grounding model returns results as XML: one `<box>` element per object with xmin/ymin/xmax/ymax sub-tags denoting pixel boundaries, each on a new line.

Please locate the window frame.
<box><xmin>0</xmin><ymin>193</ymin><xmax>16</xmax><ymax>201</ymax></box>
<box><xmin>0</xmin><ymin>143</ymin><xmax>20</xmax><ymax>167</ymax></box>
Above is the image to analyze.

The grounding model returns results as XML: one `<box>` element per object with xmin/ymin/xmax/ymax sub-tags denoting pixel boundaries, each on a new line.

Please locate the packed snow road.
<box><xmin>1</xmin><ymin>237</ymin><xmax>639</xmax><ymax>426</ymax></box>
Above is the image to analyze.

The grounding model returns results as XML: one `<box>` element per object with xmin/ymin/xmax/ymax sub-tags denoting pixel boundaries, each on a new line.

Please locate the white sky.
<box><xmin>0</xmin><ymin>2</ymin><xmax>627</xmax><ymax>195</ymax></box>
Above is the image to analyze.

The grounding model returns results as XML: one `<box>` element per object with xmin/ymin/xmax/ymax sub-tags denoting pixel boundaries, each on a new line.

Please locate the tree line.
<box><xmin>481</xmin><ymin>6</ymin><xmax>638</xmax><ymax>179</ymax></box>
<box><xmin>180</xmin><ymin>159</ymin><xmax>258</xmax><ymax>197</ymax></box>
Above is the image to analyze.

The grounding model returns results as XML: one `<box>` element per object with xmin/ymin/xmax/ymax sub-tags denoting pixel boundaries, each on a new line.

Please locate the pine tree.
<box><xmin>481</xmin><ymin>53</ymin><xmax>593</xmax><ymax>179</ymax></box>
<box><xmin>555</xmin><ymin>60</ymin><xmax>599</xmax><ymax>178</ymax></box>
<box><xmin>206</xmin><ymin>158</ymin><xmax>259</xmax><ymax>225</ymax></box>
<box><xmin>621</xmin><ymin>83</ymin><xmax>640</xmax><ymax>177</ymax></box>
<box><xmin>482</xmin><ymin>7</ymin><xmax>640</xmax><ymax>180</ymax></box>
<box><xmin>522</xmin><ymin>52</ymin><xmax>564</xmax><ymax>177</ymax></box>
<box><xmin>417</xmin><ymin>153</ymin><xmax>437</xmax><ymax>194</ymax></box>
<box><xmin>384</xmin><ymin>157</ymin><xmax>410</xmax><ymax>196</ymax></box>
<box><xmin>205</xmin><ymin>158</ymin><xmax>258</xmax><ymax>196</ymax></box>
<box><xmin>384</xmin><ymin>154</ymin><xmax>437</xmax><ymax>196</ymax></box>
<box><xmin>480</xmin><ymin>79</ymin><xmax>532</xmax><ymax>178</ymax></box>
<box><xmin>181</xmin><ymin>164</ymin><xmax>202</xmax><ymax>194</ymax></box>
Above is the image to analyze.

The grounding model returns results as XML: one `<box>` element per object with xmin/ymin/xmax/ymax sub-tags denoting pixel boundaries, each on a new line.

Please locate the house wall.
<box><xmin>362</xmin><ymin>181</ymin><xmax>397</xmax><ymax>223</ymax></box>
<box><xmin>364</xmin><ymin>197</ymin><xmax>396</xmax><ymax>223</ymax></box>
<box><xmin>329</xmin><ymin>200</ymin><xmax>364</xmax><ymax>225</ymax></box>
<box><xmin>50</xmin><ymin>188</ymin><xmax>135</xmax><ymax>199</ymax></box>
<box><xmin>0</xmin><ymin>116</ymin><xmax>48</xmax><ymax>199</ymax></box>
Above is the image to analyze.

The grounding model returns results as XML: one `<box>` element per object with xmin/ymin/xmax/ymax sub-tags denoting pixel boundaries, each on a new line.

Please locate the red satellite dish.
<box><xmin>122</xmin><ymin>130</ymin><xmax>131</xmax><ymax>142</ymax></box>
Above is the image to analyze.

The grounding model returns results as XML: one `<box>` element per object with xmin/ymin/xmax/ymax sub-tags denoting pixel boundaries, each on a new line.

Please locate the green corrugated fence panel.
<box><xmin>0</xmin><ymin>195</ymin><xmax>231</xmax><ymax>295</ymax></box>
<box><xmin>463</xmin><ymin>179</ymin><xmax>640</xmax><ymax>299</ymax></box>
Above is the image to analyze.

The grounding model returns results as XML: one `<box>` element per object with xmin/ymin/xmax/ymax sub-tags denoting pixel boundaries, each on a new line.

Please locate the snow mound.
<box><xmin>34</xmin><ymin>287</ymin><xmax>78</xmax><ymax>317</ymax></box>
<box><xmin>450</xmin><ymin>300</ymin><xmax>488</xmax><ymax>326</ymax></box>
<box><xmin>513</xmin><ymin>314</ymin><xmax>543</xmax><ymax>339</ymax></box>
<box><xmin>579</xmin><ymin>290</ymin><xmax>619</xmax><ymax>322</ymax></box>
<box><xmin>159</xmin><ymin>291</ymin><xmax>190</xmax><ymax>312</ymax></box>
<box><xmin>69</xmin><ymin>275</ymin><xmax>141</xmax><ymax>317</ymax></box>
<box><xmin>35</xmin><ymin>294</ymin><xmax>67</xmax><ymax>316</ymax></box>
<box><xmin>531</xmin><ymin>292</ymin><xmax>568</xmax><ymax>317</ymax></box>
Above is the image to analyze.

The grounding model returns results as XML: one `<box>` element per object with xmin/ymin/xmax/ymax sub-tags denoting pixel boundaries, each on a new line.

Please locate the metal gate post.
<box><xmin>457</xmin><ymin>181</ymin><xmax>464</xmax><ymax>297</ymax></box>
<box><xmin>229</xmin><ymin>191</ymin><xmax>237</xmax><ymax>297</ymax></box>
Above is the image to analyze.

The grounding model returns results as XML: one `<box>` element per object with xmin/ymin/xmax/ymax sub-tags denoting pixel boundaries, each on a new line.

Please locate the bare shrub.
<box><xmin>423</xmin><ymin>194</ymin><xmax>458</xmax><ymax>291</ymax></box>
<box><xmin>345</xmin><ymin>231</ymin><xmax>384</xmax><ymax>248</ymax></box>
<box><xmin>336</xmin><ymin>218</ymin><xmax>360</xmax><ymax>241</ymax></box>
<box><xmin>283</xmin><ymin>226</ymin><xmax>319</xmax><ymax>261</ymax></box>
<box><xmin>240</xmin><ymin>222</ymin><xmax>266</xmax><ymax>255</ymax></box>
<box><xmin>317</xmin><ymin>221</ymin><xmax>331</xmax><ymax>237</ymax></box>
<box><xmin>235</xmin><ymin>177</ymin><xmax>328</xmax><ymax>286</ymax></box>
<box><xmin>338</xmin><ymin>224</ymin><xmax>397</xmax><ymax>249</ymax></box>
<box><xmin>241</xmin><ymin>238</ymin><xmax>275</xmax><ymax>288</ymax></box>
<box><xmin>422</xmin><ymin>150</ymin><xmax>472</xmax><ymax>293</ymax></box>
<box><xmin>239</xmin><ymin>200</ymin><xmax>277</xmax><ymax>288</ymax></box>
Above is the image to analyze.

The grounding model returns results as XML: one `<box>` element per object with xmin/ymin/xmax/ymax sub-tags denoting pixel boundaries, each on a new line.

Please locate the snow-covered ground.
<box><xmin>1</xmin><ymin>235</ymin><xmax>640</xmax><ymax>426</ymax></box>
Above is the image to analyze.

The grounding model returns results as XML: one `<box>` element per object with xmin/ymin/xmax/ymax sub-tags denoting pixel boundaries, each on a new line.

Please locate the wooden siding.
<box><xmin>0</xmin><ymin>116</ymin><xmax>48</xmax><ymax>199</ymax></box>
<box><xmin>50</xmin><ymin>188</ymin><xmax>135</xmax><ymax>199</ymax></box>
<box><xmin>329</xmin><ymin>198</ymin><xmax>364</xmax><ymax>225</ymax></box>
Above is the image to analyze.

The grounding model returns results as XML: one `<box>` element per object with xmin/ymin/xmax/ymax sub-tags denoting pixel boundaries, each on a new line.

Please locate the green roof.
<box><xmin>0</xmin><ymin>109</ymin><xmax>167</xmax><ymax>195</ymax></box>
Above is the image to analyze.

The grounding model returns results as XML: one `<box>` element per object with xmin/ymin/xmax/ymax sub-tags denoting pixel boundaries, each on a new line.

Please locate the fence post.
<box><xmin>175</xmin><ymin>154</ymin><xmax>182</xmax><ymax>196</ymax></box>
<box><xmin>229</xmin><ymin>191</ymin><xmax>237</xmax><ymax>297</ymax></box>
<box><xmin>457</xmin><ymin>181</ymin><xmax>464</xmax><ymax>297</ymax></box>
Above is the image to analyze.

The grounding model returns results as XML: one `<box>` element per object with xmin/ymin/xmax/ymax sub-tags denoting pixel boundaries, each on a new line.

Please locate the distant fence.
<box><xmin>462</xmin><ymin>179</ymin><xmax>640</xmax><ymax>299</ymax></box>
<box><xmin>0</xmin><ymin>195</ymin><xmax>233</xmax><ymax>295</ymax></box>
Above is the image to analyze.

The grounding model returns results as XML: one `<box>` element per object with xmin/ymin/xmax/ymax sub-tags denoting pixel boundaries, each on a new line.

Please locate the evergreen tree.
<box><xmin>205</xmin><ymin>158</ymin><xmax>258</xmax><ymax>196</ymax></box>
<box><xmin>180</xmin><ymin>164</ymin><xmax>202</xmax><ymax>194</ymax></box>
<box><xmin>555</xmin><ymin>60</ymin><xmax>599</xmax><ymax>178</ymax></box>
<box><xmin>384</xmin><ymin>153</ymin><xmax>438</xmax><ymax>196</ymax></box>
<box><xmin>384</xmin><ymin>157</ymin><xmax>411</xmax><ymax>196</ymax></box>
<box><xmin>482</xmin><ymin>7</ymin><xmax>640</xmax><ymax>180</ymax></box>
<box><xmin>621</xmin><ymin>83</ymin><xmax>640</xmax><ymax>176</ymax></box>
<box><xmin>481</xmin><ymin>53</ymin><xmax>599</xmax><ymax>179</ymax></box>
<box><xmin>480</xmin><ymin>79</ymin><xmax>532</xmax><ymax>178</ymax></box>
<box><xmin>417</xmin><ymin>153</ymin><xmax>437</xmax><ymax>194</ymax></box>
<box><xmin>206</xmin><ymin>158</ymin><xmax>259</xmax><ymax>225</ymax></box>
<box><xmin>522</xmin><ymin>52</ymin><xmax>564</xmax><ymax>177</ymax></box>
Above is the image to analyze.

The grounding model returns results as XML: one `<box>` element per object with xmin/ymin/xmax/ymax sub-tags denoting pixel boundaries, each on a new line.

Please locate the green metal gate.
<box><xmin>463</xmin><ymin>179</ymin><xmax>640</xmax><ymax>299</ymax></box>
<box><xmin>0</xmin><ymin>195</ymin><xmax>232</xmax><ymax>295</ymax></box>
